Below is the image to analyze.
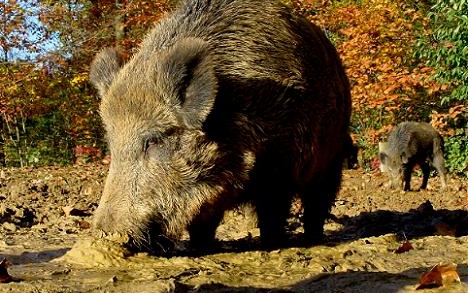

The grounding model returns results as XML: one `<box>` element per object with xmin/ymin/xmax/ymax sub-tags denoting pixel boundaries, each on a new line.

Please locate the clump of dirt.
<box><xmin>57</xmin><ymin>237</ymin><xmax>131</xmax><ymax>267</ymax></box>
<box><xmin>0</xmin><ymin>164</ymin><xmax>467</xmax><ymax>292</ymax></box>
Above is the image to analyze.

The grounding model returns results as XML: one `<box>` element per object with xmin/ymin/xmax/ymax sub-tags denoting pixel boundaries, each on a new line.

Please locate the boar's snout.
<box><xmin>93</xmin><ymin>197</ymin><xmax>121</xmax><ymax>233</ymax></box>
<box><xmin>93</xmin><ymin>172</ymin><xmax>136</xmax><ymax>237</ymax></box>
<box><xmin>93</xmin><ymin>169</ymin><xmax>177</xmax><ymax>253</ymax></box>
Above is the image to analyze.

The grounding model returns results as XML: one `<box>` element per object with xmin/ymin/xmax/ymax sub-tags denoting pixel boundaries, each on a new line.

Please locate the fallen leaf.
<box><xmin>61</xmin><ymin>206</ymin><xmax>90</xmax><ymax>217</ymax></box>
<box><xmin>107</xmin><ymin>275</ymin><xmax>118</xmax><ymax>283</ymax></box>
<box><xmin>394</xmin><ymin>240</ymin><xmax>413</xmax><ymax>254</ymax></box>
<box><xmin>0</xmin><ymin>258</ymin><xmax>13</xmax><ymax>283</ymax></box>
<box><xmin>62</xmin><ymin>205</ymin><xmax>74</xmax><ymax>217</ymax></box>
<box><xmin>416</xmin><ymin>263</ymin><xmax>461</xmax><ymax>290</ymax></box>
<box><xmin>78</xmin><ymin>220</ymin><xmax>91</xmax><ymax>229</ymax></box>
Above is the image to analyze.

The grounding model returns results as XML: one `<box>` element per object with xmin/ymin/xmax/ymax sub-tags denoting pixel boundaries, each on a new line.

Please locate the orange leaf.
<box><xmin>0</xmin><ymin>259</ymin><xmax>14</xmax><ymax>283</ymax></box>
<box><xmin>417</xmin><ymin>263</ymin><xmax>461</xmax><ymax>290</ymax></box>
<box><xmin>394</xmin><ymin>240</ymin><xmax>414</xmax><ymax>254</ymax></box>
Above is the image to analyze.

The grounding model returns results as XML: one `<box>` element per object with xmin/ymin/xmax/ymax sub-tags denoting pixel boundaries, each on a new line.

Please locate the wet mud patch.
<box><xmin>4</xmin><ymin>235</ymin><xmax>468</xmax><ymax>292</ymax></box>
<box><xmin>57</xmin><ymin>237</ymin><xmax>131</xmax><ymax>267</ymax></box>
<box><xmin>1</xmin><ymin>166</ymin><xmax>467</xmax><ymax>292</ymax></box>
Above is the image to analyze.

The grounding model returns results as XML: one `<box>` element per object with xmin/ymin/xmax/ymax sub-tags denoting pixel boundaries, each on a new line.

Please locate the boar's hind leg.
<box><xmin>250</xmin><ymin>168</ymin><xmax>295</xmax><ymax>248</ymax></box>
<box><xmin>432</xmin><ymin>142</ymin><xmax>447</xmax><ymax>189</ymax></box>
<box><xmin>301</xmin><ymin>160</ymin><xmax>342</xmax><ymax>245</ymax></box>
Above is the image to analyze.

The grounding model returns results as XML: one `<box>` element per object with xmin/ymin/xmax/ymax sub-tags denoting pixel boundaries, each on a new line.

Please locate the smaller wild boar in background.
<box><xmin>379</xmin><ymin>121</ymin><xmax>447</xmax><ymax>191</ymax></box>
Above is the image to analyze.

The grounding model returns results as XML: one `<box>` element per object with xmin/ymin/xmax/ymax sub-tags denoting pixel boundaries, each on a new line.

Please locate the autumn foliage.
<box><xmin>0</xmin><ymin>0</ymin><xmax>466</xmax><ymax>174</ymax></box>
<box><xmin>293</xmin><ymin>0</ymin><xmax>467</xmax><ymax>172</ymax></box>
<box><xmin>0</xmin><ymin>0</ymin><xmax>174</xmax><ymax>166</ymax></box>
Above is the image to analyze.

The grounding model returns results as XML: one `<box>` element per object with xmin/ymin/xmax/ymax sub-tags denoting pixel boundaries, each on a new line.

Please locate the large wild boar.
<box><xmin>90</xmin><ymin>0</ymin><xmax>351</xmax><ymax>253</ymax></box>
<box><xmin>379</xmin><ymin>121</ymin><xmax>447</xmax><ymax>191</ymax></box>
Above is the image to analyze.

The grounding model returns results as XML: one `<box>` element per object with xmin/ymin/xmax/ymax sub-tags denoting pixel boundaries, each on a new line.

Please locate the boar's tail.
<box><xmin>433</xmin><ymin>134</ymin><xmax>445</xmax><ymax>157</ymax></box>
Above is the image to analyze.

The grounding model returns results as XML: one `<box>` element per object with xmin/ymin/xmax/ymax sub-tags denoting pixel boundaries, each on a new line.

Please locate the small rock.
<box><xmin>107</xmin><ymin>275</ymin><xmax>118</xmax><ymax>283</ymax></box>
<box><xmin>2</xmin><ymin>222</ymin><xmax>16</xmax><ymax>232</ymax></box>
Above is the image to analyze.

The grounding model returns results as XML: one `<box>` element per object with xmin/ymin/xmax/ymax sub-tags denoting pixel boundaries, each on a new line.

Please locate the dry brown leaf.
<box><xmin>394</xmin><ymin>240</ymin><xmax>414</xmax><ymax>254</ymax></box>
<box><xmin>0</xmin><ymin>258</ymin><xmax>13</xmax><ymax>283</ymax></box>
<box><xmin>416</xmin><ymin>263</ymin><xmax>461</xmax><ymax>290</ymax></box>
<box><xmin>61</xmin><ymin>205</ymin><xmax>74</xmax><ymax>217</ymax></box>
<box><xmin>61</xmin><ymin>206</ymin><xmax>90</xmax><ymax>217</ymax></box>
<box><xmin>78</xmin><ymin>220</ymin><xmax>91</xmax><ymax>229</ymax></box>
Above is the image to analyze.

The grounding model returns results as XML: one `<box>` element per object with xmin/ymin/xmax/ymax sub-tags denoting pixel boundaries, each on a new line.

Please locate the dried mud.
<box><xmin>1</xmin><ymin>164</ymin><xmax>467</xmax><ymax>292</ymax></box>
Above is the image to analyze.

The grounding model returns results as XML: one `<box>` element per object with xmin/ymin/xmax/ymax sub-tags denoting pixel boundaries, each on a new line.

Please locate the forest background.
<box><xmin>0</xmin><ymin>0</ymin><xmax>467</xmax><ymax>176</ymax></box>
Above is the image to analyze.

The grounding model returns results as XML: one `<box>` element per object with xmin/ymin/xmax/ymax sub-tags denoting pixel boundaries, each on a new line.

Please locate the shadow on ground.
<box><xmin>160</xmin><ymin>264</ymin><xmax>468</xmax><ymax>293</ymax></box>
<box><xmin>1</xmin><ymin>248</ymin><xmax>69</xmax><ymax>265</ymax></box>
<box><xmin>177</xmin><ymin>200</ymin><xmax>468</xmax><ymax>256</ymax></box>
<box><xmin>328</xmin><ymin>201</ymin><xmax>468</xmax><ymax>243</ymax></box>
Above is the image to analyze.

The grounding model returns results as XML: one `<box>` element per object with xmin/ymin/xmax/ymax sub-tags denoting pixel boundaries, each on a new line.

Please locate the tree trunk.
<box><xmin>0</xmin><ymin>116</ymin><xmax>6</xmax><ymax>167</ymax></box>
<box><xmin>114</xmin><ymin>0</ymin><xmax>126</xmax><ymax>45</ymax></box>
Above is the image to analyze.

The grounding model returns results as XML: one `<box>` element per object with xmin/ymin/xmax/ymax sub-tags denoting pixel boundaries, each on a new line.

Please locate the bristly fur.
<box><xmin>90</xmin><ymin>0</ymin><xmax>351</xmax><ymax>253</ymax></box>
<box><xmin>379</xmin><ymin>121</ymin><xmax>447</xmax><ymax>191</ymax></box>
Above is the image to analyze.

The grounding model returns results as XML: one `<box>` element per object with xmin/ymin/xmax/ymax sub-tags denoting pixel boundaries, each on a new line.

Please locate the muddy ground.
<box><xmin>0</xmin><ymin>163</ymin><xmax>467</xmax><ymax>292</ymax></box>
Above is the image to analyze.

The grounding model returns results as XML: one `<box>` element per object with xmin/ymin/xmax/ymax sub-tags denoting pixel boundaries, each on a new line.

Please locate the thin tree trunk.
<box><xmin>0</xmin><ymin>116</ymin><xmax>5</xmax><ymax>167</ymax></box>
<box><xmin>114</xmin><ymin>0</ymin><xmax>126</xmax><ymax>45</ymax></box>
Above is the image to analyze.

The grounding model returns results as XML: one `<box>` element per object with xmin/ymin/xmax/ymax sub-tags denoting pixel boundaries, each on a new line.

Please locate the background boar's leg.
<box><xmin>402</xmin><ymin>163</ymin><xmax>414</xmax><ymax>191</ymax></box>
<box><xmin>433</xmin><ymin>143</ymin><xmax>447</xmax><ymax>189</ymax></box>
<box><xmin>420</xmin><ymin>161</ymin><xmax>431</xmax><ymax>190</ymax></box>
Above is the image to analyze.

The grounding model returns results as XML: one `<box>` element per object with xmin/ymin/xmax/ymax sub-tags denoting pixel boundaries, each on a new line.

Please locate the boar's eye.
<box><xmin>143</xmin><ymin>128</ymin><xmax>178</xmax><ymax>159</ymax></box>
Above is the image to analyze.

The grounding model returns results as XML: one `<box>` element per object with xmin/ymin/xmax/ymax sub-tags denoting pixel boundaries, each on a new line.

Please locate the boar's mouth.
<box><xmin>124</xmin><ymin>217</ymin><xmax>178</xmax><ymax>255</ymax></box>
<box><xmin>94</xmin><ymin>201</ymin><xmax>180</xmax><ymax>255</ymax></box>
<box><xmin>94</xmin><ymin>229</ymin><xmax>176</xmax><ymax>256</ymax></box>
<box><xmin>126</xmin><ymin>231</ymin><xmax>176</xmax><ymax>255</ymax></box>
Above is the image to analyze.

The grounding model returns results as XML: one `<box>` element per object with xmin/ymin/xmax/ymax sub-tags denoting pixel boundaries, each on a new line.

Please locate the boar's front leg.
<box><xmin>188</xmin><ymin>198</ymin><xmax>230</xmax><ymax>251</ymax></box>
<box><xmin>402</xmin><ymin>163</ymin><xmax>414</xmax><ymax>191</ymax></box>
<box><xmin>420</xmin><ymin>161</ymin><xmax>431</xmax><ymax>190</ymax></box>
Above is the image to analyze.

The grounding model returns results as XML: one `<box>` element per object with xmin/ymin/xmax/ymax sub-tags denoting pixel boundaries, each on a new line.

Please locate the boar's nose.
<box><xmin>93</xmin><ymin>203</ymin><xmax>117</xmax><ymax>232</ymax></box>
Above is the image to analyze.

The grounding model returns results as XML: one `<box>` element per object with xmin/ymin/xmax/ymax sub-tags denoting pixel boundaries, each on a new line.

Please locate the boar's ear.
<box><xmin>157</xmin><ymin>38</ymin><xmax>217</xmax><ymax>128</ymax></box>
<box><xmin>90</xmin><ymin>48</ymin><xmax>124</xmax><ymax>97</ymax></box>
<box><xmin>400</xmin><ymin>152</ymin><xmax>409</xmax><ymax>164</ymax></box>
